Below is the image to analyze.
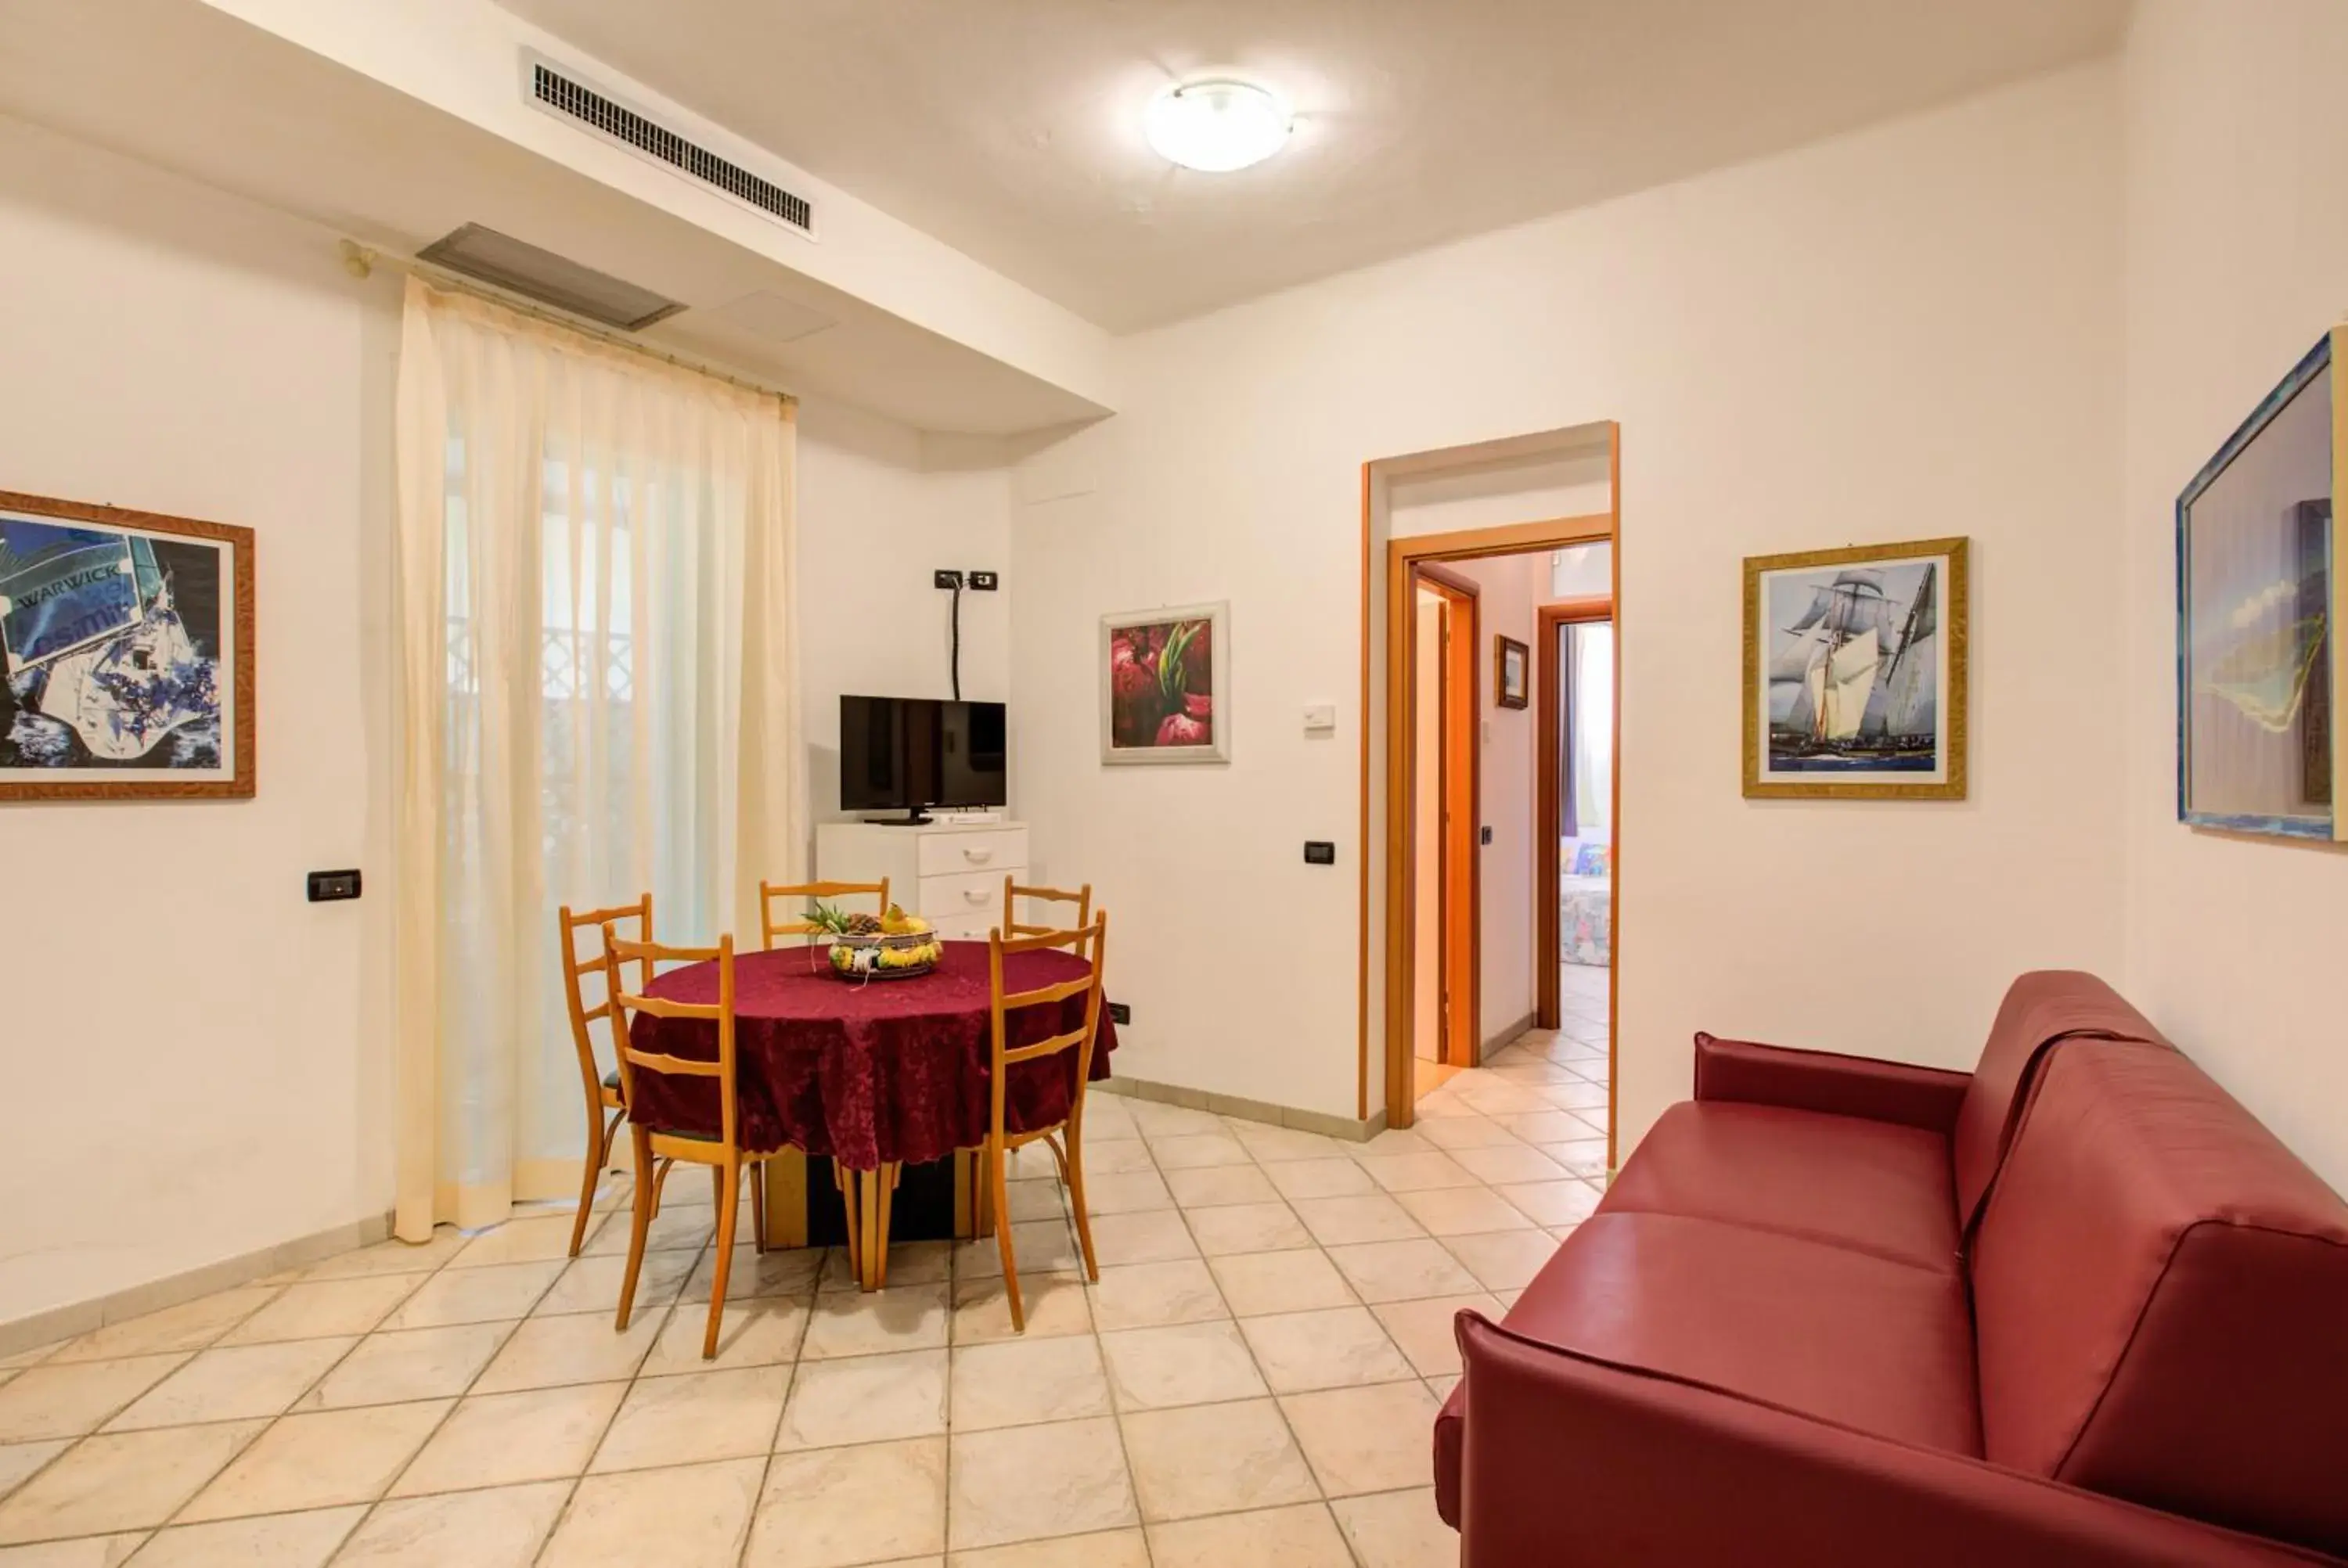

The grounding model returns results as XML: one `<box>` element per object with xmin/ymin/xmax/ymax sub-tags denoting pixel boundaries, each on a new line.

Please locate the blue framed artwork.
<box><xmin>0</xmin><ymin>490</ymin><xmax>255</xmax><ymax>800</ymax></box>
<box><xmin>2176</xmin><ymin>330</ymin><xmax>2343</xmax><ymax>841</ymax></box>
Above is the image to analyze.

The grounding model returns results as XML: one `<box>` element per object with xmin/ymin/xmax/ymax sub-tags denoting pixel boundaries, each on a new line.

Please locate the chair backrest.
<box><xmin>1969</xmin><ymin>1041</ymin><xmax>2348</xmax><ymax>1558</ymax></box>
<box><xmin>984</xmin><ymin>914</ymin><xmax>1109</xmax><ymax>1138</ymax></box>
<box><xmin>1003</xmin><ymin>876</ymin><xmax>1092</xmax><ymax>940</ymax></box>
<box><xmin>760</xmin><ymin>878</ymin><xmax>888</xmax><ymax>949</ymax></box>
<box><xmin>558</xmin><ymin>895</ymin><xmax>652</xmax><ymax>1103</ymax></box>
<box><xmin>603</xmin><ymin>928</ymin><xmax>740</xmax><ymax>1148</ymax></box>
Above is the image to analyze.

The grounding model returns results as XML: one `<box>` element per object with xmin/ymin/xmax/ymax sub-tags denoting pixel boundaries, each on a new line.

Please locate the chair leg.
<box><xmin>749</xmin><ymin>1160</ymin><xmax>768</xmax><ymax>1255</ymax></box>
<box><xmin>857</xmin><ymin>1170</ymin><xmax>883</xmax><ymax>1292</ymax></box>
<box><xmin>614</xmin><ymin>1125</ymin><xmax>657</xmax><ymax>1331</ymax></box>
<box><xmin>837</xmin><ymin>1167</ymin><xmax>862</xmax><ymax>1286</ymax></box>
<box><xmin>571</xmin><ymin>1109</ymin><xmax>617</xmax><ymax>1258</ymax></box>
<box><xmin>1065</xmin><ymin>1129</ymin><xmax>1100</xmax><ymax>1282</ymax></box>
<box><xmin>989</xmin><ymin>1140</ymin><xmax>1023</xmax><ymax>1332</ymax></box>
<box><xmin>704</xmin><ymin>1160</ymin><xmax>740</xmax><ymax>1360</ymax></box>
<box><xmin>874</xmin><ymin>1163</ymin><xmax>899</xmax><ymax>1289</ymax></box>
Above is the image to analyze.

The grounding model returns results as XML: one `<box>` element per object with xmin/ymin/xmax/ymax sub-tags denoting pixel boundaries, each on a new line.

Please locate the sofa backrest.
<box><xmin>1970</xmin><ymin>1041</ymin><xmax>2348</xmax><ymax>1558</ymax></box>
<box><xmin>1950</xmin><ymin>970</ymin><xmax>2172</xmax><ymax>1230</ymax></box>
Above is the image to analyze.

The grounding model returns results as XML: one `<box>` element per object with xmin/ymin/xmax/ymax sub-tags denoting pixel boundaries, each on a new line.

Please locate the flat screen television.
<box><xmin>840</xmin><ymin>696</ymin><xmax>1007</xmax><ymax>822</ymax></box>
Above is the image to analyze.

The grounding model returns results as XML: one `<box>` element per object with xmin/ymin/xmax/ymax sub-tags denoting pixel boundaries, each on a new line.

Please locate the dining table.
<box><xmin>625</xmin><ymin>937</ymin><xmax>1117</xmax><ymax>1288</ymax></box>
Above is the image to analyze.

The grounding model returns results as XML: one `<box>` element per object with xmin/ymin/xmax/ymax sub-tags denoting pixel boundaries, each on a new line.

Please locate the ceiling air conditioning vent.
<box><xmin>416</xmin><ymin>224</ymin><xmax>683</xmax><ymax>331</ymax></box>
<box><xmin>524</xmin><ymin>55</ymin><xmax>816</xmax><ymax>239</ymax></box>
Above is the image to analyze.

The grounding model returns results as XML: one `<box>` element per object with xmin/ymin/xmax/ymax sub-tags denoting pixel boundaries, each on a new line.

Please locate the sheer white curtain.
<box><xmin>391</xmin><ymin>278</ymin><xmax>801</xmax><ymax>1239</ymax></box>
<box><xmin>1571</xmin><ymin>622</ymin><xmax>1614</xmax><ymax>840</ymax></box>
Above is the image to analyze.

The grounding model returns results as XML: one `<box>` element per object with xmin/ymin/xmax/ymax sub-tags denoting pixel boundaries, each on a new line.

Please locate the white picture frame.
<box><xmin>1101</xmin><ymin>600</ymin><xmax>1230</xmax><ymax>765</ymax></box>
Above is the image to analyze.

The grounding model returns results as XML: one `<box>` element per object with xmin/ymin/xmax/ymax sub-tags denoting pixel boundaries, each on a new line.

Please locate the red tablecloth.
<box><xmin>625</xmin><ymin>940</ymin><xmax>1116</xmax><ymax>1171</ymax></box>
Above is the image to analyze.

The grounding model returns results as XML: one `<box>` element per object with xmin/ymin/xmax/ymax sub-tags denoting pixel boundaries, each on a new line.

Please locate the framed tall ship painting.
<box><xmin>1743</xmin><ymin>537</ymin><xmax>1968</xmax><ymax>800</ymax></box>
<box><xmin>2176</xmin><ymin>329</ymin><xmax>2343</xmax><ymax>841</ymax></box>
<box><xmin>0</xmin><ymin>490</ymin><xmax>255</xmax><ymax>800</ymax></box>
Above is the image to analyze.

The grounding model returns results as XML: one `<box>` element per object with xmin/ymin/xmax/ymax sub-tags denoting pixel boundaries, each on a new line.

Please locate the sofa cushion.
<box><xmin>1481</xmin><ymin>1212</ymin><xmax>1979</xmax><ymax>1455</ymax></box>
<box><xmin>1972</xmin><ymin>1041</ymin><xmax>2348</xmax><ymax>1558</ymax></box>
<box><xmin>1600</xmin><ymin>1100</ymin><xmax>1960</xmax><ymax>1273</ymax></box>
<box><xmin>1950</xmin><ymin>970</ymin><xmax>2172</xmax><ymax>1231</ymax></box>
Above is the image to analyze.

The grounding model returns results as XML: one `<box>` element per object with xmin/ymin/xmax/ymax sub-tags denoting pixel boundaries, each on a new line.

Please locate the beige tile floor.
<box><xmin>0</xmin><ymin>1010</ymin><xmax>1608</xmax><ymax>1568</ymax></box>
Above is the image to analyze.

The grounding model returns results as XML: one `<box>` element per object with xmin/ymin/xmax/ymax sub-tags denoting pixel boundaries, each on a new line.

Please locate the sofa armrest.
<box><xmin>1694</xmin><ymin>1031</ymin><xmax>1972</xmax><ymax>1134</ymax></box>
<box><xmin>1452</xmin><ymin>1312</ymin><xmax>2328</xmax><ymax>1567</ymax></box>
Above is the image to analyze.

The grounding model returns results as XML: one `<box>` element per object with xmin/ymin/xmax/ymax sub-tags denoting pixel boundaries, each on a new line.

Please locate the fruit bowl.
<box><xmin>827</xmin><ymin>928</ymin><xmax>943</xmax><ymax>980</ymax></box>
<box><xmin>811</xmin><ymin>902</ymin><xmax>942</xmax><ymax>981</ymax></box>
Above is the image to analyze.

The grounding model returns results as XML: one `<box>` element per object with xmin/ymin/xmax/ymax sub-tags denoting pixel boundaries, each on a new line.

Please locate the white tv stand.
<box><xmin>815</xmin><ymin>819</ymin><xmax>1030</xmax><ymax>942</ymax></box>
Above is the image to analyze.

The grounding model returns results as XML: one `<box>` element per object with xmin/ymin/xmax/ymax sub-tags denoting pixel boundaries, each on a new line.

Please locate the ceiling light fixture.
<box><xmin>1145</xmin><ymin>79</ymin><xmax>1291</xmax><ymax>173</ymax></box>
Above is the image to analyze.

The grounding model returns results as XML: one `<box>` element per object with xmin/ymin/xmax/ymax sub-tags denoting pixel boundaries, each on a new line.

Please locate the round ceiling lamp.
<box><xmin>1144</xmin><ymin>79</ymin><xmax>1291</xmax><ymax>173</ymax></box>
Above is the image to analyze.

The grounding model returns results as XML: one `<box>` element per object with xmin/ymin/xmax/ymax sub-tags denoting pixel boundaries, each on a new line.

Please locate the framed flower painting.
<box><xmin>1101</xmin><ymin>601</ymin><xmax>1229</xmax><ymax>764</ymax></box>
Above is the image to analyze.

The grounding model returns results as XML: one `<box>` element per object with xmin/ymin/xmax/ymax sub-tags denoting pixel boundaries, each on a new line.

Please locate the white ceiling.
<box><xmin>0</xmin><ymin>0</ymin><xmax>1112</xmax><ymax>435</ymax></box>
<box><xmin>499</xmin><ymin>0</ymin><xmax>2130</xmax><ymax>333</ymax></box>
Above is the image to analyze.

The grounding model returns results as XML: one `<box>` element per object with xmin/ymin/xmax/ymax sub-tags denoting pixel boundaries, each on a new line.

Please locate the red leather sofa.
<box><xmin>1433</xmin><ymin>972</ymin><xmax>2348</xmax><ymax>1566</ymax></box>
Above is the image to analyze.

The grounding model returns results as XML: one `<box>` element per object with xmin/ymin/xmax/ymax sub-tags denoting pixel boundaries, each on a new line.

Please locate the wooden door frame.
<box><xmin>1536</xmin><ymin>597</ymin><xmax>1615</xmax><ymax>1030</ymax></box>
<box><xmin>1416</xmin><ymin>565</ymin><xmax>1482</xmax><ymax>1069</ymax></box>
<box><xmin>1379</xmin><ymin>511</ymin><xmax>1617</xmax><ymax>1134</ymax></box>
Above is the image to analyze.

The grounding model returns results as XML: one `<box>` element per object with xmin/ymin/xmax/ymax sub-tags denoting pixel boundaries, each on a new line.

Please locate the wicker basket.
<box><xmin>826</xmin><ymin>928</ymin><xmax>941</xmax><ymax>981</ymax></box>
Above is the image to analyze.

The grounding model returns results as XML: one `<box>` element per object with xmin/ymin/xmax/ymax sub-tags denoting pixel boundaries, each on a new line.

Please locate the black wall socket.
<box><xmin>1304</xmin><ymin>841</ymin><xmax>1337</xmax><ymax>865</ymax></box>
<box><xmin>968</xmin><ymin>570</ymin><xmax>999</xmax><ymax>591</ymax></box>
<box><xmin>934</xmin><ymin>569</ymin><xmax>964</xmax><ymax>589</ymax></box>
<box><xmin>1108</xmin><ymin>1002</ymin><xmax>1133</xmax><ymax>1025</ymax></box>
<box><xmin>308</xmin><ymin>869</ymin><xmax>363</xmax><ymax>903</ymax></box>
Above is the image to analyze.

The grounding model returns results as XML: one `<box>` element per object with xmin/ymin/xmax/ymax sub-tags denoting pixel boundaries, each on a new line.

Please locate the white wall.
<box><xmin>0</xmin><ymin>117</ymin><xmax>402</xmax><ymax>1326</ymax></box>
<box><xmin>0</xmin><ymin>115</ymin><xmax>1012</xmax><ymax>1328</ymax></box>
<box><xmin>1448</xmin><ymin>552</ymin><xmax>1547</xmax><ymax>1045</ymax></box>
<box><xmin>795</xmin><ymin>402</ymin><xmax>1012</xmax><ymax>843</ymax></box>
<box><xmin>2119</xmin><ymin>1</ymin><xmax>2348</xmax><ymax>1192</ymax></box>
<box><xmin>1014</xmin><ymin>64</ymin><xmax>2129</xmax><ymax>1139</ymax></box>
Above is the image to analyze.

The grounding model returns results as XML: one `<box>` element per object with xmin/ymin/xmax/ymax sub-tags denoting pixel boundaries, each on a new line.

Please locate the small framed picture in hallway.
<box><xmin>1742</xmin><ymin>536</ymin><xmax>1968</xmax><ymax>800</ymax></box>
<box><xmin>1494</xmin><ymin>634</ymin><xmax>1530</xmax><ymax>709</ymax></box>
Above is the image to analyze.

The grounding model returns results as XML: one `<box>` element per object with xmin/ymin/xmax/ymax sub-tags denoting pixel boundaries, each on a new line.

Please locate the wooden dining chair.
<box><xmin>1002</xmin><ymin>877</ymin><xmax>1092</xmax><ymax>940</ymax></box>
<box><xmin>760</xmin><ymin>878</ymin><xmax>890</xmax><ymax>949</ymax></box>
<box><xmin>557</xmin><ymin>895</ymin><xmax>653</xmax><ymax>1257</ymax></box>
<box><xmin>602</xmin><ymin>928</ymin><xmax>778</xmax><ymax>1359</ymax></box>
<box><xmin>979</xmin><ymin>912</ymin><xmax>1110</xmax><ymax>1332</ymax></box>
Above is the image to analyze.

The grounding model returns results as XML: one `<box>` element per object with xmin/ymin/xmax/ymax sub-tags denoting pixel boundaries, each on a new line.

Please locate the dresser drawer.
<box><xmin>917</xmin><ymin>827</ymin><xmax>1028</xmax><ymax>879</ymax></box>
<box><xmin>916</xmin><ymin>868</ymin><xmax>1013</xmax><ymax>926</ymax></box>
<box><xmin>927</xmin><ymin>913</ymin><xmax>996</xmax><ymax>943</ymax></box>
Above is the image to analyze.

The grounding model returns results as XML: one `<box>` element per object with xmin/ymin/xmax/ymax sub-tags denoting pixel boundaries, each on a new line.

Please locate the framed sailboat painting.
<box><xmin>1742</xmin><ymin>537</ymin><xmax>1968</xmax><ymax>800</ymax></box>
<box><xmin>2175</xmin><ymin>329</ymin><xmax>2342</xmax><ymax>841</ymax></box>
<box><xmin>0</xmin><ymin>489</ymin><xmax>255</xmax><ymax>801</ymax></box>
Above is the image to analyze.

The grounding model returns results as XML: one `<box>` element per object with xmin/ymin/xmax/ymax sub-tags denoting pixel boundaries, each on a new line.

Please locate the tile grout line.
<box><xmin>1133</xmin><ymin>1109</ymin><xmax>1355</xmax><ymax>1564</ymax></box>
<box><xmin>144</xmin><ymin>1196</ymin><xmax>613</xmax><ymax>1556</ymax></box>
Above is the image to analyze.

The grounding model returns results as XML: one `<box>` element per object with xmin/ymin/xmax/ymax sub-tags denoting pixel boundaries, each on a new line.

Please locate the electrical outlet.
<box><xmin>1304</xmin><ymin>841</ymin><xmax>1337</xmax><ymax>865</ymax></box>
<box><xmin>1107</xmin><ymin>1002</ymin><xmax>1133</xmax><ymax>1026</ymax></box>
<box><xmin>968</xmin><ymin>570</ymin><xmax>999</xmax><ymax>592</ymax></box>
<box><xmin>1480</xmin><ymin>825</ymin><xmax>1493</xmax><ymax>846</ymax></box>
<box><xmin>934</xmin><ymin>569</ymin><xmax>964</xmax><ymax>590</ymax></box>
<box><xmin>308</xmin><ymin>869</ymin><xmax>362</xmax><ymax>903</ymax></box>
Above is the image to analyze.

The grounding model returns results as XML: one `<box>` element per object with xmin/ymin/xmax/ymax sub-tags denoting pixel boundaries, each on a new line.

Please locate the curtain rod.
<box><xmin>338</xmin><ymin>239</ymin><xmax>799</xmax><ymax>408</ymax></box>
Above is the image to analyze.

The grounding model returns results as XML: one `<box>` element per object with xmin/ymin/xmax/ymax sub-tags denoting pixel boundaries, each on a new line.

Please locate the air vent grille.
<box><xmin>529</xmin><ymin>59</ymin><xmax>814</xmax><ymax>236</ymax></box>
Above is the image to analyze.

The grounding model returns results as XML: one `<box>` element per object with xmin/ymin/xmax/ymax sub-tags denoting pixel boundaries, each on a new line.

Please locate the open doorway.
<box><xmin>1411</xmin><ymin>569</ymin><xmax>1481</xmax><ymax>1102</ymax></box>
<box><xmin>1538</xmin><ymin>548</ymin><xmax>1615</xmax><ymax>1037</ymax></box>
<box><xmin>1389</xmin><ymin>527</ymin><xmax>1617</xmax><ymax>1133</ymax></box>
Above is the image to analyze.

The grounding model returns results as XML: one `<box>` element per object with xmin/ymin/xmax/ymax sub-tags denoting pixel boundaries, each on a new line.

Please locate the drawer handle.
<box><xmin>963</xmin><ymin>847</ymin><xmax>995</xmax><ymax>864</ymax></box>
<box><xmin>963</xmin><ymin>889</ymin><xmax>989</xmax><ymax>904</ymax></box>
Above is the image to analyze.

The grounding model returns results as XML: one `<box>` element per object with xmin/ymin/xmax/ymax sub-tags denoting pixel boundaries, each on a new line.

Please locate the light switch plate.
<box><xmin>1303</xmin><ymin>703</ymin><xmax>1338</xmax><ymax>734</ymax></box>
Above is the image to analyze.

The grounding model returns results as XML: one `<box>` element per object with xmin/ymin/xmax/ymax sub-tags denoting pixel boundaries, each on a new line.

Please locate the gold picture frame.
<box><xmin>0</xmin><ymin>489</ymin><xmax>256</xmax><ymax>801</ymax></box>
<box><xmin>1494</xmin><ymin>634</ymin><xmax>1530</xmax><ymax>710</ymax></box>
<box><xmin>1742</xmin><ymin>536</ymin><xmax>1968</xmax><ymax>800</ymax></box>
